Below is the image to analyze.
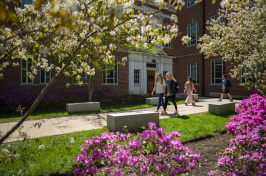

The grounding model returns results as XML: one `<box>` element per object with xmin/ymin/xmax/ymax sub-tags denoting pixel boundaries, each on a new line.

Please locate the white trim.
<box><xmin>134</xmin><ymin>5</ymin><xmax>174</xmax><ymax>19</ymax></box>
<box><xmin>103</xmin><ymin>59</ymin><xmax>118</xmax><ymax>84</ymax></box>
<box><xmin>135</xmin><ymin>0</ymin><xmax>177</xmax><ymax>13</ymax></box>
<box><xmin>21</xmin><ymin>58</ymin><xmax>33</xmax><ymax>84</ymax></box>
<box><xmin>128</xmin><ymin>53</ymin><xmax>173</xmax><ymax>95</ymax></box>
<box><xmin>211</xmin><ymin>59</ymin><xmax>225</xmax><ymax>84</ymax></box>
<box><xmin>187</xmin><ymin>0</ymin><xmax>200</xmax><ymax>8</ymax></box>
<box><xmin>187</xmin><ymin>62</ymin><xmax>198</xmax><ymax>84</ymax></box>
<box><xmin>187</xmin><ymin>21</ymin><xmax>199</xmax><ymax>46</ymax></box>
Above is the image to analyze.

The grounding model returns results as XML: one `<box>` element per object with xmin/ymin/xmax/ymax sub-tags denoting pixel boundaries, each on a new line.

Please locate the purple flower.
<box><xmin>85</xmin><ymin>139</ymin><xmax>93</xmax><ymax>147</ymax></box>
<box><xmin>148</xmin><ymin>122</ymin><xmax>157</xmax><ymax>129</ymax></box>
<box><xmin>129</xmin><ymin>139</ymin><xmax>138</xmax><ymax>149</ymax></box>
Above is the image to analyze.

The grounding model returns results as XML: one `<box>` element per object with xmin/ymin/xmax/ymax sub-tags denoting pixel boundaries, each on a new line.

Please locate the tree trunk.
<box><xmin>0</xmin><ymin>60</ymin><xmax>71</xmax><ymax>145</ymax></box>
<box><xmin>88</xmin><ymin>76</ymin><xmax>93</xmax><ymax>102</ymax></box>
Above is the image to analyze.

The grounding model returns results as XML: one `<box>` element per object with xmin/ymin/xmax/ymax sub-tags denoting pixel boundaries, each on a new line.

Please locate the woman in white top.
<box><xmin>151</xmin><ymin>73</ymin><xmax>166</xmax><ymax>112</ymax></box>
<box><xmin>184</xmin><ymin>76</ymin><xmax>196</xmax><ymax>105</ymax></box>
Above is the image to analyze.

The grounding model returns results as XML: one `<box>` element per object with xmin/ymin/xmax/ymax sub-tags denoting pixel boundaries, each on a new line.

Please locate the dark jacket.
<box><xmin>165</xmin><ymin>80</ymin><xmax>176</xmax><ymax>96</ymax></box>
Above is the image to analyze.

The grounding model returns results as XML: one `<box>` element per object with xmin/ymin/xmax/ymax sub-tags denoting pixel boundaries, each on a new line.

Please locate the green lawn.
<box><xmin>0</xmin><ymin>111</ymin><xmax>236</xmax><ymax>176</ymax></box>
<box><xmin>0</xmin><ymin>100</ymin><xmax>185</xmax><ymax>123</ymax></box>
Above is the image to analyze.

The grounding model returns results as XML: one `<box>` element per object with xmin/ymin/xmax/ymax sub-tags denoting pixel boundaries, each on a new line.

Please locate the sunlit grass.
<box><xmin>0</xmin><ymin>100</ymin><xmax>185</xmax><ymax>123</ymax></box>
<box><xmin>0</xmin><ymin>111</ymin><xmax>236</xmax><ymax>176</ymax></box>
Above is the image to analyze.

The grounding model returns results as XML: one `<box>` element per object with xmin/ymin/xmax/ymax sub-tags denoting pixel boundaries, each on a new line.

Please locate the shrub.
<box><xmin>210</xmin><ymin>94</ymin><xmax>266</xmax><ymax>176</ymax></box>
<box><xmin>0</xmin><ymin>82</ymin><xmax>36</xmax><ymax>106</ymax></box>
<box><xmin>72</xmin><ymin>123</ymin><xmax>200</xmax><ymax>175</ymax></box>
<box><xmin>0</xmin><ymin>83</ymin><xmax>120</xmax><ymax>108</ymax></box>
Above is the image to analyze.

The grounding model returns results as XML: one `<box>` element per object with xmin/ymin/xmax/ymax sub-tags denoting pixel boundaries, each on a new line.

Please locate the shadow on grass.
<box><xmin>208</xmin><ymin>111</ymin><xmax>238</xmax><ymax>118</ymax></box>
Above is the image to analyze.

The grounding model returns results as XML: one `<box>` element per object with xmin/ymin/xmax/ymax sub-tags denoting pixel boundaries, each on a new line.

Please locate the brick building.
<box><xmin>0</xmin><ymin>0</ymin><xmax>259</xmax><ymax>101</ymax></box>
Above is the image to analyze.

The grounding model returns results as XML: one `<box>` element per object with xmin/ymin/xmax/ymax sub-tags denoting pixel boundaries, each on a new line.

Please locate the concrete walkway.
<box><xmin>0</xmin><ymin>97</ymin><xmax>241</xmax><ymax>143</ymax></box>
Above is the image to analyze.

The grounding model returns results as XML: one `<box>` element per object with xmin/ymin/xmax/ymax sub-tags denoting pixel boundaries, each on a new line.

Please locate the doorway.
<box><xmin>147</xmin><ymin>70</ymin><xmax>155</xmax><ymax>93</ymax></box>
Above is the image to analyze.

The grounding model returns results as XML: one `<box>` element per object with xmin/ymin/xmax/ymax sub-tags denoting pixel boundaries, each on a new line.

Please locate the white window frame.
<box><xmin>134</xmin><ymin>69</ymin><xmax>140</xmax><ymax>84</ymax></box>
<box><xmin>241</xmin><ymin>67</ymin><xmax>248</xmax><ymax>84</ymax></box>
<box><xmin>73</xmin><ymin>57</ymin><xmax>88</xmax><ymax>84</ymax></box>
<box><xmin>21</xmin><ymin>0</ymin><xmax>33</xmax><ymax>9</ymax></box>
<box><xmin>163</xmin><ymin>71</ymin><xmax>168</xmax><ymax>80</ymax></box>
<box><xmin>187</xmin><ymin>62</ymin><xmax>198</xmax><ymax>84</ymax></box>
<box><xmin>187</xmin><ymin>22</ymin><xmax>199</xmax><ymax>46</ymax></box>
<box><xmin>147</xmin><ymin>35</ymin><xmax>153</xmax><ymax>44</ymax></box>
<box><xmin>40</xmin><ymin>58</ymin><xmax>51</xmax><ymax>84</ymax></box>
<box><xmin>21</xmin><ymin>58</ymin><xmax>33</xmax><ymax>84</ymax></box>
<box><xmin>103</xmin><ymin>59</ymin><xmax>118</xmax><ymax>85</ymax></box>
<box><xmin>163</xmin><ymin>41</ymin><xmax>171</xmax><ymax>48</ymax></box>
<box><xmin>241</xmin><ymin>63</ymin><xmax>261</xmax><ymax>84</ymax></box>
<box><xmin>162</xmin><ymin>27</ymin><xmax>171</xmax><ymax>48</ymax></box>
<box><xmin>211</xmin><ymin>59</ymin><xmax>225</xmax><ymax>84</ymax></box>
<box><xmin>211</xmin><ymin>15</ymin><xmax>226</xmax><ymax>25</ymax></box>
<box><xmin>187</xmin><ymin>0</ymin><xmax>199</xmax><ymax>8</ymax></box>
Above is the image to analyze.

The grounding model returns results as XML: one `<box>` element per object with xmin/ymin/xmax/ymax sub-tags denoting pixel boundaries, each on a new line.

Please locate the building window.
<box><xmin>21</xmin><ymin>58</ymin><xmax>33</xmax><ymax>84</ymax></box>
<box><xmin>21</xmin><ymin>0</ymin><xmax>33</xmax><ymax>9</ymax></box>
<box><xmin>163</xmin><ymin>42</ymin><xmax>171</xmax><ymax>48</ymax></box>
<box><xmin>134</xmin><ymin>70</ymin><xmax>140</xmax><ymax>84</ymax></box>
<box><xmin>241</xmin><ymin>63</ymin><xmax>261</xmax><ymax>84</ymax></box>
<box><xmin>187</xmin><ymin>22</ymin><xmax>199</xmax><ymax>45</ymax></box>
<box><xmin>163</xmin><ymin>71</ymin><xmax>168</xmax><ymax>80</ymax></box>
<box><xmin>211</xmin><ymin>59</ymin><xmax>225</xmax><ymax>84</ymax></box>
<box><xmin>103</xmin><ymin>59</ymin><xmax>118</xmax><ymax>84</ymax></box>
<box><xmin>40</xmin><ymin>58</ymin><xmax>51</xmax><ymax>84</ymax></box>
<box><xmin>211</xmin><ymin>15</ymin><xmax>226</xmax><ymax>25</ymax></box>
<box><xmin>162</xmin><ymin>27</ymin><xmax>171</xmax><ymax>48</ymax></box>
<box><xmin>147</xmin><ymin>35</ymin><xmax>153</xmax><ymax>44</ymax></box>
<box><xmin>73</xmin><ymin>57</ymin><xmax>88</xmax><ymax>84</ymax></box>
<box><xmin>187</xmin><ymin>62</ymin><xmax>199</xmax><ymax>84</ymax></box>
<box><xmin>187</xmin><ymin>0</ymin><xmax>199</xmax><ymax>8</ymax></box>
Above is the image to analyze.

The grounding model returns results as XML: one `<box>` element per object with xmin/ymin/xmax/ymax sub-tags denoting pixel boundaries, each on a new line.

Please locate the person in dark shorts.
<box><xmin>218</xmin><ymin>74</ymin><xmax>233</xmax><ymax>102</ymax></box>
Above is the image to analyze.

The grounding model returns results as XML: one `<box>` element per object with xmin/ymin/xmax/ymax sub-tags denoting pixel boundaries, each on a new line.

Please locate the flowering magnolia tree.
<box><xmin>73</xmin><ymin>122</ymin><xmax>201</xmax><ymax>175</ymax></box>
<box><xmin>0</xmin><ymin>0</ymin><xmax>184</xmax><ymax>144</ymax></box>
<box><xmin>210</xmin><ymin>94</ymin><xmax>266</xmax><ymax>175</ymax></box>
<box><xmin>198</xmin><ymin>0</ymin><xmax>266</xmax><ymax>96</ymax></box>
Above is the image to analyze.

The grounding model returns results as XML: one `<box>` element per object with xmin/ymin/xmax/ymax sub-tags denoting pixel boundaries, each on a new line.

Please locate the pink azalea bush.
<box><xmin>210</xmin><ymin>94</ymin><xmax>266</xmax><ymax>176</ymax></box>
<box><xmin>72</xmin><ymin>122</ymin><xmax>200</xmax><ymax>175</ymax></box>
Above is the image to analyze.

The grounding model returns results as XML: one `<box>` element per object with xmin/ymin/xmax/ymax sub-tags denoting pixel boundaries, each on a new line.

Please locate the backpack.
<box><xmin>175</xmin><ymin>81</ymin><xmax>179</xmax><ymax>92</ymax></box>
<box><xmin>226</xmin><ymin>79</ymin><xmax>231</xmax><ymax>87</ymax></box>
<box><xmin>185</xmin><ymin>82</ymin><xmax>192</xmax><ymax>90</ymax></box>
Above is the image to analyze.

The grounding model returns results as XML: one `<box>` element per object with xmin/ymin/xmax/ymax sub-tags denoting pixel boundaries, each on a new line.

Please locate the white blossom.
<box><xmin>68</xmin><ymin>137</ymin><xmax>75</xmax><ymax>144</ymax></box>
<box><xmin>198</xmin><ymin>0</ymin><xmax>266</xmax><ymax>95</ymax></box>
<box><xmin>38</xmin><ymin>145</ymin><xmax>45</xmax><ymax>150</ymax></box>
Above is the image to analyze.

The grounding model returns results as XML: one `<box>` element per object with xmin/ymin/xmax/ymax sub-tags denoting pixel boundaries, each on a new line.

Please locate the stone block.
<box><xmin>193</xmin><ymin>94</ymin><xmax>198</xmax><ymax>102</ymax></box>
<box><xmin>208</xmin><ymin>102</ymin><xmax>235</xmax><ymax>115</ymax></box>
<box><xmin>177</xmin><ymin>93</ymin><xmax>198</xmax><ymax>101</ymax></box>
<box><xmin>66</xmin><ymin>102</ymin><xmax>100</xmax><ymax>113</ymax></box>
<box><xmin>177</xmin><ymin>93</ymin><xmax>187</xmax><ymax>99</ymax></box>
<box><xmin>146</xmin><ymin>97</ymin><xmax>165</xmax><ymax>105</ymax></box>
<box><xmin>107</xmin><ymin>111</ymin><xmax>159</xmax><ymax>132</ymax></box>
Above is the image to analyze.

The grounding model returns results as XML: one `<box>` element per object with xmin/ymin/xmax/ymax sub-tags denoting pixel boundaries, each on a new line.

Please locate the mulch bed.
<box><xmin>186</xmin><ymin>133</ymin><xmax>231</xmax><ymax>175</ymax></box>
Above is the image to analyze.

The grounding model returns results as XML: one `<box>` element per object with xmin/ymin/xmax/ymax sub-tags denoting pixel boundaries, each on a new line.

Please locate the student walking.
<box><xmin>151</xmin><ymin>73</ymin><xmax>166</xmax><ymax>112</ymax></box>
<box><xmin>218</xmin><ymin>74</ymin><xmax>233</xmax><ymax>102</ymax></box>
<box><xmin>184</xmin><ymin>76</ymin><xmax>196</xmax><ymax>106</ymax></box>
<box><xmin>161</xmin><ymin>73</ymin><xmax>178</xmax><ymax>115</ymax></box>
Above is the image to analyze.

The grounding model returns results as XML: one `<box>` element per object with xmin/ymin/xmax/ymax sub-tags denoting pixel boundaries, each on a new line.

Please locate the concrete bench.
<box><xmin>177</xmin><ymin>93</ymin><xmax>198</xmax><ymax>102</ymax></box>
<box><xmin>146</xmin><ymin>97</ymin><xmax>165</xmax><ymax>105</ymax></box>
<box><xmin>107</xmin><ymin>111</ymin><xmax>159</xmax><ymax>132</ymax></box>
<box><xmin>66</xmin><ymin>102</ymin><xmax>100</xmax><ymax>113</ymax></box>
<box><xmin>208</xmin><ymin>102</ymin><xmax>235</xmax><ymax>115</ymax></box>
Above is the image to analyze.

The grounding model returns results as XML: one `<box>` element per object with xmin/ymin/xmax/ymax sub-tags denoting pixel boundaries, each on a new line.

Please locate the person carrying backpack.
<box><xmin>184</xmin><ymin>76</ymin><xmax>196</xmax><ymax>106</ymax></box>
<box><xmin>218</xmin><ymin>74</ymin><xmax>233</xmax><ymax>102</ymax></box>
